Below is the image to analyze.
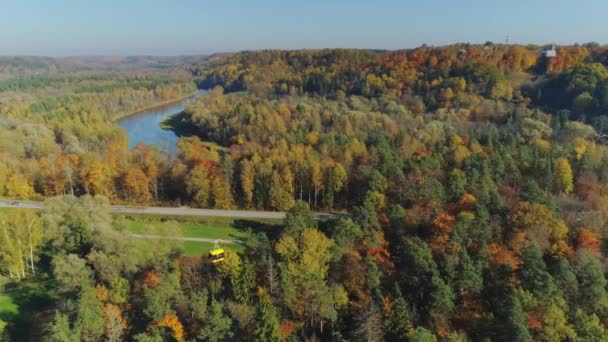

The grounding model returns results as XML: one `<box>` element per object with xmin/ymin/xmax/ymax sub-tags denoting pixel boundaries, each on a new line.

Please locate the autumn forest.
<box><xmin>2</xmin><ymin>43</ymin><xmax>608</xmax><ymax>341</ymax></box>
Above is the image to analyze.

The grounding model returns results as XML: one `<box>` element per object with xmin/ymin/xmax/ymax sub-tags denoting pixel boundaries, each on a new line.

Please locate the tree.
<box><xmin>510</xmin><ymin>202</ymin><xmax>568</xmax><ymax>253</ymax></box>
<box><xmin>384</xmin><ymin>286</ymin><xmax>412</xmax><ymax>341</ymax></box>
<box><xmin>143</xmin><ymin>272</ymin><xmax>181</xmax><ymax>321</ymax></box>
<box><xmin>518</xmin><ymin>242</ymin><xmax>555</xmax><ymax>298</ymax></box>
<box><xmin>355</xmin><ymin>195</ymin><xmax>381</xmax><ymax>243</ymax></box>
<box><xmin>365</xmin><ymin>254</ymin><xmax>383</xmax><ymax>301</ymax></box>
<box><xmin>240</xmin><ymin>159</ymin><xmax>255</xmax><ymax>208</ymax></box>
<box><xmin>455</xmin><ymin>249</ymin><xmax>483</xmax><ymax>296</ymax></box>
<box><xmin>198</xmin><ymin>299</ymin><xmax>234</xmax><ymax>342</ymax></box>
<box><xmin>353</xmin><ymin>304</ymin><xmax>384</xmax><ymax>342</ymax></box>
<box><xmin>283</xmin><ymin>200</ymin><xmax>316</xmax><ymax>238</ymax></box>
<box><xmin>102</xmin><ymin>304</ymin><xmax>127</xmax><ymax>342</ymax></box>
<box><xmin>270</xmin><ymin>170</ymin><xmax>295</xmax><ymax>211</ymax></box>
<box><xmin>448</xmin><ymin>169</ymin><xmax>466</xmax><ymax>201</ymax></box>
<box><xmin>5</xmin><ymin>174</ymin><xmax>35</xmax><ymax>199</ymax></box>
<box><xmin>254</xmin><ymin>290</ymin><xmax>282</xmax><ymax>342</ymax></box>
<box><xmin>537</xmin><ymin>301</ymin><xmax>576</xmax><ymax>342</ymax></box>
<box><xmin>123</xmin><ymin>167</ymin><xmax>151</xmax><ymax>203</ymax></box>
<box><xmin>409</xmin><ymin>327</ymin><xmax>437</xmax><ymax>342</ymax></box>
<box><xmin>0</xmin><ymin>210</ymin><xmax>43</xmax><ymax>279</ymax></box>
<box><xmin>574</xmin><ymin>250</ymin><xmax>608</xmax><ymax>315</ymax></box>
<box><xmin>275</xmin><ymin>229</ymin><xmax>336</xmax><ymax>331</ymax></box>
<box><xmin>45</xmin><ymin>312</ymin><xmax>81</xmax><ymax>342</ymax></box>
<box><xmin>493</xmin><ymin>294</ymin><xmax>532</xmax><ymax>342</ymax></box>
<box><xmin>156</xmin><ymin>313</ymin><xmax>185</xmax><ymax>342</ymax></box>
<box><xmin>75</xmin><ymin>285</ymin><xmax>105</xmax><ymax>342</ymax></box>
<box><xmin>325</xmin><ymin>163</ymin><xmax>347</xmax><ymax>209</ymax></box>
<box><xmin>549</xmin><ymin>256</ymin><xmax>578</xmax><ymax>302</ymax></box>
<box><xmin>186</xmin><ymin>163</ymin><xmax>213</xmax><ymax>208</ymax></box>
<box><xmin>52</xmin><ymin>254</ymin><xmax>92</xmax><ymax>293</ymax></box>
<box><xmin>574</xmin><ymin>309</ymin><xmax>608</xmax><ymax>342</ymax></box>
<box><xmin>233</xmin><ymin>259</ymin><xmax>255</xmax><ymax>304</ymax></box>
<box><xmin>553</xmin><ymin>157</ymin><xmax>574</xmax><ymax>193</ymax></box>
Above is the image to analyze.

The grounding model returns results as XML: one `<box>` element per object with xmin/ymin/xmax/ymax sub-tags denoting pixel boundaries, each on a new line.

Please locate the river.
<box><xmin>118</xmin><ymin>89</ymin><xmax>207</xmax><ymax>153</ymax></box>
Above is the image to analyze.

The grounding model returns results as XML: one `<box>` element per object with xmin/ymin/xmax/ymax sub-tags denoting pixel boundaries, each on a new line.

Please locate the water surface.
<box><xmin>118</xmin><ymin>89</ymin><xmax>206</xmax><ymax>153</ymax></box>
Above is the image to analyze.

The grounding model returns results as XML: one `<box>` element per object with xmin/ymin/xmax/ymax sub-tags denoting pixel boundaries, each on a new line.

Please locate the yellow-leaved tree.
<box><xmin>554</xmin><ymin>157</ymin><xmax>574</xmax><ymax>194</ymax></box>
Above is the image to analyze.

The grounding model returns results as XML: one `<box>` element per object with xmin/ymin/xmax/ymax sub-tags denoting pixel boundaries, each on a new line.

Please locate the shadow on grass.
<box><xmin>231</xmin><ymin>219</ymin><xmax>283</xmax><ymax>241</ymax></box>
<box><xmin>1</xmin><ymin>275</ymin><xmax>56</xmax><ymax>341</ymax></box>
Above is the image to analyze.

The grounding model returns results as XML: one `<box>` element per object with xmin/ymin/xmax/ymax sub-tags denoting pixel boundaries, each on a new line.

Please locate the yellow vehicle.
<box><xmin>209</xmin><ymin>241</ymin><xmax>225</xmax><ymax>264</ymax></box>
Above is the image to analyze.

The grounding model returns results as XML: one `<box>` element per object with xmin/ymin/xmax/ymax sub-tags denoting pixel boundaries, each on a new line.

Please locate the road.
<box><xmin>130</xmin><ymin>233</ymin><xmax>243</xmax><ymax>245</ymax></box>
<box><xmin>0</xmin><ymin>200</ymin><xmax>346</xmax><ymax>220</ymax></box>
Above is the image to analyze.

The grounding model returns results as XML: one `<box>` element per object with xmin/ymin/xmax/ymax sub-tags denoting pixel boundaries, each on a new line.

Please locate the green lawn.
<box><xmin>0</xmin><ymin>294</ymin><xmax>18</xmax><ymax>317</ymax></box>
<box><xmin>127</xmin><ymin>220</ymin><xmax>249</xmax><ymax>241</ymax></box>
<box><xmin>0</xmin><ymin>276</ymin><xmax>56</xmax><ymax>340</ymax></box>
<box><xmin>121</xmin><ymin>214</ymin><xmax>280</xmax><ymax>256</ymax></box>
<box><xmin>182</xmin><ymin>241</ymin><xmax>244</xmax><ymax>255</ymax></box>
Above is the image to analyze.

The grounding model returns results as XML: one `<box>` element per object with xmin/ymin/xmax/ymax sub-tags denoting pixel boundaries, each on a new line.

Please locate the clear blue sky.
<box><xmin>0</xmin><ymin>0</ymin><xmax>605</xmax><ymax>56</ymax></box>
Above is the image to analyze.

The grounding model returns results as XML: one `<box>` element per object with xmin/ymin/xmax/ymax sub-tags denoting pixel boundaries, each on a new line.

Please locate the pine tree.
<box><xmin>495</xmin><ymin>294</ymin><xmax>533</xmax><ymax>342</ymax></box>
<box><xmin>385</xmin><ymin>286</ymin><xmax>412</xmax><ymax>341</ymax></box>
<box><xmin>518</xmin><ymin>243</ymin><xmax>556</xmax><ymax>298</ymax></box>
<box><xmin>448</xmin><ymin>169</ymin><xmax>467</xmax><ymax>201</ymax></box>
<box><xmin>254</xmin><ymin>290</ymin><xmax>282</xmax><ymax>342</ymax></box>
<box><xmin>365</xmin><ymin>254</ymin><xmax>383</xmax><ymax>301</ymax></box>
<box><xmin>233</xmin><ymin>260</ymin><xmax>255</xmax><ymax>304</ymax></box>
<box><xmin>455</xmin><ymin>249</ymin><xmax>483</xmax><ymax>296</ymax></box>
<box><xmin>198</xmin><ymin>299</ymin><xmax>234</xmax><ymax>342</ymax></box>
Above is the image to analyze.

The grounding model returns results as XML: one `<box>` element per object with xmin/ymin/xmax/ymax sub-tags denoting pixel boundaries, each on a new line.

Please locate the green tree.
<box><xmin>574</xmin><ymin>251</ymin><xmax>608</xmax><ymax>316</ymax></box>
<box><xmin>455</xmin><ymin>249</ymin><xmax>483</xmax><ymax>296</ymax></box>
<box><xmin>52</xmin><ymin>254</ymin><xmax>92</xmax><ymax>293</ymax></box>
<box><xmin>493</xmin><ymin>294</ymin><xmax>532</xmax><ymax>342</ymax></box>
<box><xmin>45</xmin><ymin>312</ymin><xmax>81</xmax><ymax>342</ymax></box>
<box><xmin>254</xmin><ymin>291</ymin><xmax>282</xmax><ymax>342</ymax></box>
<box><xmin>198</xmin><ymin>299</ymin><xmax>234</xmax><ymax>342</ymax></box>
<box><xmin>365</xmin><ymin>254</ymin><xmax>383</xmax><ymax>301</ymax></box>
<box><xmin>233</xmin><ymin>259</ymin><xmax>256</xmax><ymax>304</ymax></box>
<box><xmin>384</xmin><ymin>286</ymin><xmax>412</xmax><ymax>341</ymax></box>
<box><xmin>283</xmin><ymin>200</ymin><xmax>316</xmax><ymax>238</ymax></box>
<box><xmin>518</xmin><ymin>243</ymin><xmax>555</xmax><ymax>298</ymax></box>
<box><xmin>574</xmin><ymin>309</ymin><xmax>608</xmax><ymax>342</ymax></box>
<box><xmin>538</xmin><ymin>301</ymin><xmax>576</xmax><ymax>342</ymax></box>
<box><xmin>448</xmin><ymin>169</ymin><xmax>467</xmax><ymax>201</ymax></box>
<box><xmin>409</xmin><ymin>327</ymin><xmax>437</xmax><ymax>342</ymax></box>
<box><xmin>75</xmin><ymin>285</ymin><xmax>104</xmax><ymax>342</ymax></box>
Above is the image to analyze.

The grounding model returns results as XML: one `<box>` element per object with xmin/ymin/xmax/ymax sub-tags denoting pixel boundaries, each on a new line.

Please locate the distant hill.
<box><xmin>0</xmin><ymin>55</ymin><xmax>211</xmax><ymax>78</ymax></box>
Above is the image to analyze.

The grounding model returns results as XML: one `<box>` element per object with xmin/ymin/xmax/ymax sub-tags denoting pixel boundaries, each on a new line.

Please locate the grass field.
<box><xmin>0</xmin><ymin>294</ymin><xmax>18</xmax><ymax>318</ymax></box>
<box><xmin>121</xmin><ymin>214</ymin><xmax>280</xmax><ymax>255</ymax></box>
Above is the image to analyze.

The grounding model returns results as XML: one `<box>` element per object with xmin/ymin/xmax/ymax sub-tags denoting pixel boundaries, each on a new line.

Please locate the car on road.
<box><xmin>10</xmin><ymin>202</ymin><xmax>21</xmax><ymax>206</ymax></box>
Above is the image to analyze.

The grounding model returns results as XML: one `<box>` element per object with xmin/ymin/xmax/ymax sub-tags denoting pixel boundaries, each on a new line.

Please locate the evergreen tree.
<box><xmin>75</xmin><ymin>285</ymin><xmax>104</xmax><ymax>342</ymax></box>
<box><xmin>518</xmin><ymin>242</ymin><xmax>556</xmax><ymax>298</ymax></box>
<box><xmin>385</xmin><ymin>286</ymin><xmax>412</xmax><ymax>341</ymax></box>
<box><xmin>494</xmin><ymin>294</ymin><xmax>533</xmax><ymax>342</ymax></box>
<box><xmin>283</xmin><ymin>200</ymin><xmax>316</xmax><ymax>238</ymax></box>
<box><xmin>233</xmin><ymin>260</ymin><xmax>255</xmax><ymax>304</ymax></box>
<box><xmin>455</xmin><ymin>249</ymin><xmax>483</xmax><ymax>296</ymax></box>
<box><xmin>46</xmin><ymin>312</ymin><xmax>81</xmax><ymax>342</ymax></box>
<box><xmin>254</xmin><ymin>291</ymin><xmax>282</xmax><ymax>342</ymax></box>
<box><xmin>365</xmin><ymin>254</ymin><xmax>383</xmax><ymax>301</ymax></box>
<box><xmin>448</xmin><ymin>169</ymin><xmax>467</xmax><ymax>201</ymax></box>
<box><xmin>198</xmin><ymin>299</ymin><xmax>234</xmax><ymax>342</ymax></box>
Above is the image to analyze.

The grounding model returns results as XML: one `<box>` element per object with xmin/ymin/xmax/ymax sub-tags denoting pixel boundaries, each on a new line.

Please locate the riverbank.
<box><xmin>111</xmin><ymin>89</ymin><xmax>200</xmax><ymax>122</ymax></box>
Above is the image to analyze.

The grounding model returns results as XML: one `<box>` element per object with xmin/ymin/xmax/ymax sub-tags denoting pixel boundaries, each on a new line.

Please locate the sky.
<box><xmin>0</xmin><ymin>0</ymin><xmax>605</xmax><ymax>56</ymax></box>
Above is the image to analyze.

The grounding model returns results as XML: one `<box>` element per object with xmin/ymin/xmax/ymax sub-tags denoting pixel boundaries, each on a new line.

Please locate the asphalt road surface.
<box><xmin>0</xmin><ymin>200</ymin><xmax>346</xmax><ymax>220</ymax></box>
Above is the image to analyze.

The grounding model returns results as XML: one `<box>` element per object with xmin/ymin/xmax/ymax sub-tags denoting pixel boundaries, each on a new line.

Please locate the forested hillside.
<box><xmin>3</xmin><ymin>44</ymin><xmax>608</xmax><ymax>340</ymax></box>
